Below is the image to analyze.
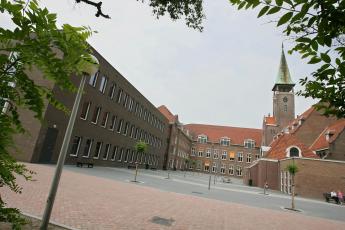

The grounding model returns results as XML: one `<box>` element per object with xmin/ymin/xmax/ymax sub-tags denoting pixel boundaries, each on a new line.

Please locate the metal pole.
<box><xmin>40</xmin><ymin>75</ymin><xmax>86</xmax><ymax>230</ymax></box>
<box><xmin>208</xmin><ymin>175</ymin><xmax>211</xmax><ymax>190</ymax></box>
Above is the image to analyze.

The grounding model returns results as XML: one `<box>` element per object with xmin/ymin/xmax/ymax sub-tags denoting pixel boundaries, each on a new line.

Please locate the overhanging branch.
<box><xmin>76</xmin><ymin>0</ymin><xmax>111</xmax><ymax>19</ymax></box>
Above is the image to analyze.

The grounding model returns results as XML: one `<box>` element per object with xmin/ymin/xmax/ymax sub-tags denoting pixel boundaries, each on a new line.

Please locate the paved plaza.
<box><xmin>1</xmin><ymin>163</ymin><xmax>345</xmax><ymax>230</ymax></box>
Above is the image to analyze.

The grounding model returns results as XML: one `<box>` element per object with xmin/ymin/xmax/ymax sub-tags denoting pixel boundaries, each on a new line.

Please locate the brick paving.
<box><xmin>1</xmin><ymin>163</ymin><xmax>345</xmax><ymax>230</ymax></box>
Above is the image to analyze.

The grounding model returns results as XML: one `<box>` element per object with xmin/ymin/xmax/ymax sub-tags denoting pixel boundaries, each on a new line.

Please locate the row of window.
<box><xmin>70</xmin><ymin>136</ymin><xmax>159</xmax><ymax>166</ymax></box>
<box><xmin>88</xmin><ymin>71</ymin><xmax>165</xmax><ymax>133</ymax></box>
<box><xmin>191</xmin><ymin>163</ymin><xmax>243</xmax><ymax>176</ymax></box>
<box><xmin>197</xmin><ymin>135</ymin><xmax>256</xmax><ymax>148</ymax></box>
<box><xmin>191</xmin><ymin>148</ymin><xmax>259</xmax><ymax>163</ymax></box>
<box><xmin>80</xmin><ymin>102</ymin><xmax>163</xmax><ymax>149</ymax></box>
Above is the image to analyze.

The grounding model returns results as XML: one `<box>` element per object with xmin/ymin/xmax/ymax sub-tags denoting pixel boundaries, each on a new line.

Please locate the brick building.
<box><xmin>11</xmin><ymin>48</ymin><xmax>170</xmax><ymax>169</ymax></box>
<box><xmin>184</xmin><ymin>124</ymin><xmax>261</xmax><ymax>178</ymax></box>
<box><xmin>245</xmin><ymin>106</ymin><xmax>345</xmax><ymax>199</ymax></box>
<box><xmin>158</xmin><ymin>105</ymin><xmax>193</xmax><ymax>170</ymax></box>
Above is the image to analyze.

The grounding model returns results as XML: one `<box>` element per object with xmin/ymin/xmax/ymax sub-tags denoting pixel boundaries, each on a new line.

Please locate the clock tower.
<box><xmin>262</xmin><ymin>45</ymin><xmax>295</xmax><ymax>147</ymax></box>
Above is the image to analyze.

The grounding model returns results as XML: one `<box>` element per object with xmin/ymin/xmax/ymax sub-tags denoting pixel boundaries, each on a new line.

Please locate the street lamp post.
<box><xmin>40</xmin><ymin>55</ymin><xmax>99</xmax><ymax>230</ymax></box>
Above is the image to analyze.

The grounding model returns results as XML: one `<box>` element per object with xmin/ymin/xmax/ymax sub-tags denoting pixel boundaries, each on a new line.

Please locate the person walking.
<box><xmin>337</xmin><ymin>190</ymin><xmax>343</xmax><ymax>205</ymax></box>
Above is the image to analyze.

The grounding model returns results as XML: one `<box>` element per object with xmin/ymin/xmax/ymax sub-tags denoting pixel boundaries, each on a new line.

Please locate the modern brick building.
<box><xmin>184</xmin><ymin>124</ymin><xmax>261</xmax><ymax>178</ymax></box>
<box><xmin>158</xmin><ymin>105</ymin><xmax>193</xmax><ymax>170</ymax></box>
<box><xmin>11</xmin><ymin>48</ymin><xmax>170</xmax><ymax>169</ymax></box>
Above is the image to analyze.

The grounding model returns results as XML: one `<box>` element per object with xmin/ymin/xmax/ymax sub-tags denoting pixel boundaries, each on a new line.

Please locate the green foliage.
<box><xmin>286</xmin><ymin>163</ymin><xmax>298</xmax><ymax>175</ymax></box>
<box><xmin>0</xmin><ymin>201</ymin><xmax>27</xmax><ymax>230</ymax></box>
<box><xmin>134</xmin><ymin>141</ymin><xmax>148</xmax><ymax>154</ymax></box>
<box><xmin>229</xmin><ymin>0</ymin><xmax>345</xmax><ymax>118</ymax></box>
<box><xmin>139</xmin><ymin>0</ymin><xmax>205</xmax><ymax>31</ymax></box>
<box><xmin>0</xmin><ymin>0</ymin><xmax>94</xmax><ymax>228</ymax></box>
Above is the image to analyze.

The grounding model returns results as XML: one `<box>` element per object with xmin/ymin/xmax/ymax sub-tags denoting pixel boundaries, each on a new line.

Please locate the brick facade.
<box><xmin>11</xmin><ymin>48</ymin><xmax>170</xmax><ymax>169</ymax></box>
<box><xmin>245</xmin><ymin>158</ymin><xmax>345</xmax><ymax>199</ymax></box>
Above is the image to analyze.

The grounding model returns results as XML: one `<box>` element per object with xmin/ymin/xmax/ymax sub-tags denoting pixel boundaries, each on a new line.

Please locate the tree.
<box><xmin>76</xmin><ymin>0</ymin><xmax>205</xmax><ymax>31</ymax></box>
<box><xmin>229</xmin><ymin>0</ymin><xmax>345</xmax><ymax>118</ymax></box>
<box><xmin>286</xmin><ymin>163</ymin><xmax>299</xmax><ymax>210</ymax></box>
<box><xmin>133</xmin><ymin>141</ymin><xmax>148</xmax><ymax>181</ymax></box>
<box><xmin>0</xmin><ymin>0</ymin><xmax>96</xmax><ymax>227</ymax></box>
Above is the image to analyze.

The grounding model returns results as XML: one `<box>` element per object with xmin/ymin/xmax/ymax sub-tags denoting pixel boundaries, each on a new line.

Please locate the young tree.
<box><xmin>133</xmin><ymin>141</ymin><xmax>148</xmax><ymax>181</ymax></box>
<box><xmin>229</xmin><ymin>0</ymin><xmax>345</xmax><ymax>118</ymax></box>
<box><xmin>286</xmin><ymin>163</ymin><xmax>299</xmax><ymax>210</ymax></box>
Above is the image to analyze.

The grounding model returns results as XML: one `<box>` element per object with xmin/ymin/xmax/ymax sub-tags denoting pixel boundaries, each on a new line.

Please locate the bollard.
<box><xmin>208</xmin><ymin>175</ymin><xmax>211</xmax><ymax>190</ymax></box>
<box><xmin>168</xmin><ymin>172</ymin><xmax>170</xmax><ymax>179</ymax></box>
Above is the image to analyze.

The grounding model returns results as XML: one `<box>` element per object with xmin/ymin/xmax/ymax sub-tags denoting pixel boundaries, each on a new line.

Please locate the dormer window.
<box><xmin>197</xmin><ymin>135</ymin><xmax>207</xmax><ymax>144</ymax></box>
<box><xmin>220</xmin><ymin>137</ymin><xmax>230</xmax><ymax>146</ymax></box>
<box><xmin>244</xmin><ymin>139</ymin><xmax>255</xmax><ymax>148</ymax></box>
<box><xmin>286</xmin><ymin>146</ymin><xmax>301</xmax><ymax>158</ymax></box>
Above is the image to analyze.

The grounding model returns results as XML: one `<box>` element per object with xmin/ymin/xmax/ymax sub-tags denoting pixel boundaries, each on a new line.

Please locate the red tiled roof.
<box><xmin>264</xmin><ymin>116</ymin><xmax>276</xmax><ymax>125</ymax></box>
<box><xmin>310</xmin><ymin>119</ymin><xmax>345</xmax><ymax>151</ymax></box>
<box><xmin>183</xmin><ymin>124</ymin><xmax>262</xmax><ymax>147</ymax></box>
<box><xmin>285</xmin><ymin>106</ymin><xmax>316</xmax><ymax>134</ymax></box>
<box><xmin>266</xmin><ymin>133</ymin><xmax>318</xmax><ymax>160</ymax></box>
<box><xmin>157</xmin><ymin>105</ymin><xmax>177</xmax><ymax>123</ymax></box>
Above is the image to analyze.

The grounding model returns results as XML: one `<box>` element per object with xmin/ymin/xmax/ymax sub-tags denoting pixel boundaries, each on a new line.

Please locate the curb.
<box><xmin>22</xmin><ymin>212</ymin><xmax>79</xmax><ymax>230</ymax></box>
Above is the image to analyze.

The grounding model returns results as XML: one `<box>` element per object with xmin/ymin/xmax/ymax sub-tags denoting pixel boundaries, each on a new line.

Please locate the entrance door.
<box><xmin>38</xmin><ymin>127</ymin><xmax>58</xmax><ymax>163</ymax></box>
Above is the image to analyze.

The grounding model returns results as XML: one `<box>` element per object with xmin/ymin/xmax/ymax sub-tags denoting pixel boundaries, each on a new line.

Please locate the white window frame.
<box><xmin>70</xmin><ymin>136</ymin><xmax>82</xmax><ymax>157</ymax></box>
<box><xmin>89</xmin><ymin>71</ymin><xmax>99</xmax><ymax>87</ymax></box>
<box><xmin>91</xmin><ymin>106</ymin><xmax>101</xmax><ymax>124</ymax></box>
<box><xmin>82</xmin><ymin>138</ymin><xmax>93</xmax><ymax>158</ymax></box>
<box><xmin>206</xmin><ymin>149</ymin><xmax>211</xmax><ymax>158</ymax></box>
<box><xmin>237</xmin><ymin>152</ymin><xmax>243</xmax><ymax>162</ymax></box>
<box><xmin>220</xmin><ymin>137</ymin><xmax>230</xmax><ymax>146</ymax></box>
<box><xmin>246</xmin><ymin>153</ymin><xmax>252</xmax><ymax>163</ymax></box>
<box><xmin>100</xmin><ymin>112</ymin><xmax>109</xmax><ymax>128</ymax></box>
<box><xmin>197</xmin><ymin>134</ymin><xmax>207</xmax><ymax>144</ymax></box>
<box><xmin>221</xmin><ymin>150</ymin><xmax>227</xmax><ymax>160</ymax></box>
<box><xmin>99</xmin><ymin>75</ymin><xmax>108</xmax><ymax>93</ymax></box>
<box><xmin>236</xmin><ymin>166</ymin><xmax>242</xmax><ymax>176</ymax></box>
<box><xmin>80</xmin><ymin>102</ymin><xmax>91</xmax><ymax>120</ymax></box>
<box><xmin>111</xmin><ymin>146</ymin><xmax>118</xmax><ymax>161</ymax></box>
<box><xmin>213</xmin><ymin>149</ymin><xmax>219</xmax><ymax>159</ymax></box>
<box><xmin>102</xmin><ymin>144</ymin><xmax>111</xmax><ymax>160</ymax></box>
<box><xmin>229</xmin><ymin>165</ymin><xmax>234</xmax><ymax>175</ymax></box>
<box><xmin>244</xmin><ymin>139</ymin><xmax>255</xmax><ymax>149</ymax></box>
<box><xmin>93</xmin><ymin>142</ymin><xmax>103</xmax><ymax>159</ymax></box>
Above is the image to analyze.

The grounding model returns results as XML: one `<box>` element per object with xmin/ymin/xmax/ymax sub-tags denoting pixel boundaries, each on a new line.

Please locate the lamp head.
<box><xmin>80</xmin><ymin>54</ymin><xmax>99</xmax><ymax>76</ymax></box>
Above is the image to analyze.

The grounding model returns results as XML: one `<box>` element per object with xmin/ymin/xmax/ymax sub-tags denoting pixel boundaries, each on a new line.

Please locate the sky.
<box><xmin>2</xmin><ymin>0</ymin><xmax>317</xmax><ymax>129</ymax></box>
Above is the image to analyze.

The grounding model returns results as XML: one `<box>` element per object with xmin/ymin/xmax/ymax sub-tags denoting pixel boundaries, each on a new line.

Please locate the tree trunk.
<box><xmin>134</xmin><ymin>163</ymin><xmax>138</xmax><ymax>182</ymax></box>
<box><xmin>291</xmin><ymin>175</ymin><xmax>295</xmax><ymax>210</ymax></box>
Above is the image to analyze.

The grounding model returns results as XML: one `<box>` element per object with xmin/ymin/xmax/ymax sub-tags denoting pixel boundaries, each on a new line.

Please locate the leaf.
<box><xmin>320</xmin><ymin>53</ymin><xmax>331</xmax><ymax>63</ymax></box>
<box><xmin>277</xmin><ymin>12</ymin><xmax>293</xmax><ymax>26</ymax></box>
<box><xmin>311</xmin><ymin>40</ymin><xmax>318</xmax><ymax>51</ymax></box>
<box><xmin>275</xmin><ymin>0</ymin><xmax>283</xmax><ymax>6</ymax></box>
<box><xmin>258</xmin><ymin>6</ymin><xmax>269</xmax><ymax>17</ymax></box>
<box><xmin>308</xmin><ymin>57</ymin><xmax>321</xmax><ymax>64</ymax></box>
<box><xmin>238</xmin><ymin>1</ymin><xmax>246</xmax><ymax>10</ymax></box>
<box><xmin>267</xmin><ymin>6</ymin><xmax>280</xmax><ymax>15</ymax></box>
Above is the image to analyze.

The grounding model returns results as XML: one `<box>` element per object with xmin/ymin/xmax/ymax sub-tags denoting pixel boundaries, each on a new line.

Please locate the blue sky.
<box><xmin>2</xmin><ymin>0</ymin><xmax>317</xmax><ymax>128</ymax></box>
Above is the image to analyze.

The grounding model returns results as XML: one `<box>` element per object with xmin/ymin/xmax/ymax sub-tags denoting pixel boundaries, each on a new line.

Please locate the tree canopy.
<box><xmin>77</xmin><ymin>0</ymin><xmax>205</xmax><ymax>31</ymax></box>
<box><xmin>230</xmin><ymin>0</ymin><xmax>345</xmax><ymax>118</ymax></box>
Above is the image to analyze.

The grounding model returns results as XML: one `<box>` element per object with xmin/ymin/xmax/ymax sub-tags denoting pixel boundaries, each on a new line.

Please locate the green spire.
<box><xmin>275</xmin><ymin>44</ymin><xmax>294</xmax><ymax>85</ymax></box>
<box><xmin>272</xmin><ymin>44</ymin><xmax>295</xmax><ymax>91</ymax></box>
